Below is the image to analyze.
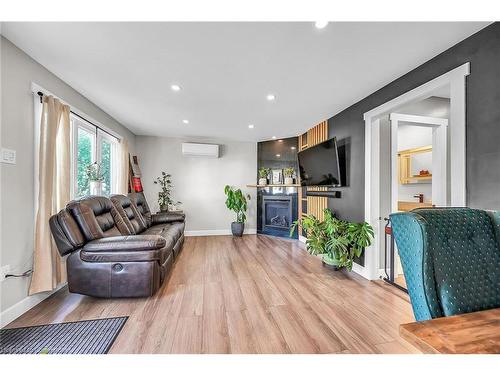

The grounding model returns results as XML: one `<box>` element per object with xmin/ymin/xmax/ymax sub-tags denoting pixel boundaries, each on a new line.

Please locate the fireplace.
<box><xmin>261</xmin><ymin>195</ymin><xmax>293</xmax><ymax>237</ymax></box>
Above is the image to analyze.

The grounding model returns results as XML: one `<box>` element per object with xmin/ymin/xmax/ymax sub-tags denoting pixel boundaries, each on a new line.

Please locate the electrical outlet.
<box><xmin>1</xmin><ymin>265</ymin><xmax>11</xmax><ymax>281</ymax></box>
<box><xmin>1</xmin><ymin>148</ymin><xmax>16</xmax><ymax>164</ymax></box>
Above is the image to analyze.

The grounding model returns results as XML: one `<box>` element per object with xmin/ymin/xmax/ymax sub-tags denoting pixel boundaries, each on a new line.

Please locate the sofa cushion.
<box><xmin>67</xmin><ymin>196</ymin><xmax>129</xmax><ymax>241</ymax></box>
<box><xmin>111</xmin><ymin>194</ymin><xmax>148</xmax><ymax>234</ymax></box>
<box><xmin>49</xmin><ymin>208</ymin><xmax>86</xmax><ymax>256</ymax></box>
<box><xmin>144</xmin><ymin>222</ymin><xmax>184</xmax><ymax>243</ymax></box>
<box><xmin>129</xmin><ymin>192</ymin><xmax>152</xmax><ymax>228</ymax></box>
<box><xmin>413</xmin><ymin>208</ymin><xmax>500</xmax><ymax>317</ymax></box>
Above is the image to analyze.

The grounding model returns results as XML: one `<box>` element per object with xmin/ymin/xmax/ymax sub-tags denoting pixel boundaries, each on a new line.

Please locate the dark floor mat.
<box><xmin>0</xmin><ymin>316</ymin><xmax>128</xmax><ymax>354</ymax></box>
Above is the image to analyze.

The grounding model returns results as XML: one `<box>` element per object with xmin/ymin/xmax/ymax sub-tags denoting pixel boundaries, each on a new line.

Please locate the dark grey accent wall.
<box><xmin>327</xmin><ymin>22</ymin><xmax>500</xmax><ymax>221</ymax></box>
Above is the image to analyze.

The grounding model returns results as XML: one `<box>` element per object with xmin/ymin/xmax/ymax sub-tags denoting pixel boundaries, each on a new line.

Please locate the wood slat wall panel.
<box><xmin>299</xmin><ymin>120</ymin><xmax>329</xmax><ymax>224</ymax></box>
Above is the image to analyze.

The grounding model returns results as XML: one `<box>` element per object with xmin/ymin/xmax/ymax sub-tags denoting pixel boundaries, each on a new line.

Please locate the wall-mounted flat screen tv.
<box><xmin>298</xmin><ymin>138</ymin><xmax>341</xmax><ymax>187</ymax></box>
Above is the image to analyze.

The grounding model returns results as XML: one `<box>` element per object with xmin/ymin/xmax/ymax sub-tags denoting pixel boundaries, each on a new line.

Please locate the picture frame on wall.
<box><xmin>272</xmin><ymin>169</ymin><xmax>283</xmax><ymax>184</ymax></box>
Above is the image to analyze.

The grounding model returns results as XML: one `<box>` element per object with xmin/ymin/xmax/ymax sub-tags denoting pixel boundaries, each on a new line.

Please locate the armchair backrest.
<box><xmin>390</xmin><ymin>207</ymin><xmax>500</xmax><ymax>321</ymax></box>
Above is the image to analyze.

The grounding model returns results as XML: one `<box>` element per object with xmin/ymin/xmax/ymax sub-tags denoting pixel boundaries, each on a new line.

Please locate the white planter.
<box><xmin>284</xmin><ymin>177</ymin><xmax>294</xmax><ymax>185</ymax></box>
<box><xmin>89</xmin><ymin>181</ymin><xmax>102</xmax><ymax>196</ymax></box>
<box><xmin>258</xmin><ymin>178</ymin><xmax>267</xmax><ymax>186</ymax></box>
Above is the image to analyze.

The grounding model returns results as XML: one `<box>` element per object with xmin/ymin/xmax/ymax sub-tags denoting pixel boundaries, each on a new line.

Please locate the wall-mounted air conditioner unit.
<box><xmin>181</xmin><ymin>142</ymin><xmax>220</xmax><ymax>158</ymax></box>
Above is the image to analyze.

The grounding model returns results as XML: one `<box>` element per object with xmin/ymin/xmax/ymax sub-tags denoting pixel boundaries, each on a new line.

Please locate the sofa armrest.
<box><xmin>389</xmin><ymin>212</ymin><xmax>443</xmax><ymax>321</ymax></box>
<box><xmin>83</xmin><ymin>235</ymin><xmax>166</xmax><ymax>252</ymax></box>
<box><xmin>152</xmin><ymin>212</ymin><xmax>185</xmax><ymax>225</ymax></box>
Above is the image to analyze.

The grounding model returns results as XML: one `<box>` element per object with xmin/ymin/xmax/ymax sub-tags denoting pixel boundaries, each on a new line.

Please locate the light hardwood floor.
<box><xmin>7</xmin><ymin>235</ymin><xmax>420</xmax><ymax>354</ymax></box>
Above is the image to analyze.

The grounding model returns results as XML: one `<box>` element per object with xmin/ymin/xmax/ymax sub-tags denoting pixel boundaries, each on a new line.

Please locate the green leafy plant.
<box><xmin>283</xmin><ymin>167</ymin><xmax>295</xmax><ymax>178</ymax></box>
<box><xmin>258</xmin><ymin>168</ymin><xmax>270</xmax><ymax>179</ymax></box>
<box><xmin>85</xmin><ymin>162</ymin><xmax>105</xmax><ymax>182</ymax></box>
<box><xmin>154</xmin><ymin>172</ymin><xmax>181</xmax><ymax>211</ymax></box>
<box><xmin>224</xmin><ymin>185</ymin><xmax>250</xmax><ymax>223</ymax></box>
<box><xmin>290</xmin><ymin>208</ymin><xmax>374</xmax><ymax>271</ymax></box>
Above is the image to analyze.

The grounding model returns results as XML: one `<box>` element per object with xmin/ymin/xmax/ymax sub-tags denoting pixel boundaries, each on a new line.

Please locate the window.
<box><xmin>71</xmin><ymin>114</ymin><xmax>119</xmax><ymax>198</ymax></box>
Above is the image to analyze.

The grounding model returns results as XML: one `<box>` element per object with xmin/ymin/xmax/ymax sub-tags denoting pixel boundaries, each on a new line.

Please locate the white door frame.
<box><xmin>357</xmin><ymin>62</ymin><xmax>469</xmax><ymax>280</ymax></box>
<box><xmin>390</xmin><ymin>113</ymin><xmax>449</xmax><ymax>213</ymax></box>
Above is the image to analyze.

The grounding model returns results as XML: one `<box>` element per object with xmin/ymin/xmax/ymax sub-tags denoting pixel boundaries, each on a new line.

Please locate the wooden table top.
<box><xmin>400</xmin><ymin>308</ymin><xmax>500</xmax><ymax>354</ymax></box>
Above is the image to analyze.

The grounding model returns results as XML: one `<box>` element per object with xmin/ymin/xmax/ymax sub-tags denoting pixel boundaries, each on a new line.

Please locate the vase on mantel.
<box><xmin>258</xmin><ymin>178</ymin><xmax>267</xmax><ymax>186</ymax></box>
<box><xmin>89</xmin><ymin>180</ymin><xmax>102</xmax><ymax>195</ymax></box>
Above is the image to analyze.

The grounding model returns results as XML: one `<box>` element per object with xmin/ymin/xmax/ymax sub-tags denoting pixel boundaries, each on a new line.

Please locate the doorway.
<box><xmin>359</xmin><ymin>63</ymin><xmax>469</xmax><ymax>281</ymax></box>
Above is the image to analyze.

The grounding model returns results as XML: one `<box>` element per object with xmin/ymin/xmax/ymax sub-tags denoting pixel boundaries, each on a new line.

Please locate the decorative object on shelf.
<box><xmin>283</xmin><ymin>167</ymin><xmax>295</xmax><ymax>185</ymax></box>
<box><xmin>85</xmin><ymin>162</ymin><xmax>105</xmax><ymax>195</ymax></box>
<box><xmin>290</xmin><ymin>208</ymin><xmax>374</xmax><ymax>271</ymax></box>
<box><xmin>271</xmin><ymin>169</ymin><xmax>283</xmax><ymax>185</ymax></box>
<box><xmin>154</xmin><ymin>172</ymin><xmax>181</xmax><ymax>212</ymax></box>
<box><xmin>258</xmin><ymin>167</ymin><xmax>270</xmax><ymax>185</ymax></box>
<box><xmin>224</xmin><ymin>185</ymin><xmax>251</xmax><ymax>237</ymax></box>
<box><xmin>398</xmin><ymin>145</ymin><xmax>432</xmax><ymax>184</ymax></box>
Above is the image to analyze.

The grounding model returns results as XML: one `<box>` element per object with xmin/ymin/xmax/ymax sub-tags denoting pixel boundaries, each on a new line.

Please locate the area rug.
<box><xmin>0</xmin><ymin>316</ymin><xmax>128</xmax><ymax>354</ymax></box>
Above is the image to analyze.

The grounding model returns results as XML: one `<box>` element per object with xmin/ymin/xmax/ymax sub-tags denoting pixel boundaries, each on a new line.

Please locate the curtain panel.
<box><xmin>29</xmin><ymin>95</ymin><xmax>71</xmax><ymax>295</ymax></box>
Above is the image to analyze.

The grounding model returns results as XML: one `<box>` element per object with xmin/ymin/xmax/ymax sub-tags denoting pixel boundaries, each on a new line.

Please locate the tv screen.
<box><xmin>298</xmin><ymin>138</ymin><xmax>341</xmax><ymax>186</ymax></box>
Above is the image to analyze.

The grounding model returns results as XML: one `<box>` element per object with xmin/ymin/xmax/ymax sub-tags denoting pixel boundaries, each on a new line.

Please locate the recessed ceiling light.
<box><xmin>248</xmin><ymin>124</ymin><xmax>254</xmax><ymax>129</ymax></box>
<box><xmin>315</xmin><ymin>21</ymin><xmax>328</xmax><ymax>29</ymax></box>
<box><xmin>278</xmin><ymin>139</ymin><xmax>283</xmax><ymax>142</ymax></box>
<box><xmin>272</xmin><ymin>136</ymin><xmax>277</xmax><ymax>139</ymax></box>
<box><xmin>171</xmin><ymin>84</ymin><xmax>181</xmax><ymax>91</ymax></box>
<box><xmin>182</xmin><ymin>119</ymin><xmax>189</xmax><ymax>124</ymax></box>
<box><xmin>276</xmin><ymin>154</ymin><xmax>281</xmax><ymax>158</ymax></box>
<box><xmin>266</xmin><ymin>94</ymin><xmax>276</xmax><ymax>101</ymax></box>
<box><xmin>291</xmin><ymin>146</ymin><xmax>296</xmax><ymax>150</ymax></box>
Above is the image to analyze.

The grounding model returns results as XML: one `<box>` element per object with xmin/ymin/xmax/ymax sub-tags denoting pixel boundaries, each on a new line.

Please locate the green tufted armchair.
<box><xmin>390</xmin><ymin>207</ymin><xmax>500</xmax><ymax>321</ymax></box>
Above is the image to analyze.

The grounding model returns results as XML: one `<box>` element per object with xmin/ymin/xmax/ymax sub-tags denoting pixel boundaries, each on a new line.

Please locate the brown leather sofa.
<box><xmin>49</xmin><ymin>193</ymin><xmax>185</xmax><ymax>298</ymax></box>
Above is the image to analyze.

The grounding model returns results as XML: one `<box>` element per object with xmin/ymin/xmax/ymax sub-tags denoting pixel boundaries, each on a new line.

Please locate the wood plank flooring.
<box><xmin>6</xmin><ymin>235</ymin><xmax>420</xmax><ymax>353</ymax></box>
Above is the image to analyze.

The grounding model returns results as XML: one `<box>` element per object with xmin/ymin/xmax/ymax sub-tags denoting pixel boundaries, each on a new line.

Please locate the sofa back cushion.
<box><xmin>129</xmin><ymin>192</ymin><xmax>152</xmax><ymax>227</ymax></box>
<box><xmin>415</xmin><ymin>208</ymin><xmax>500</xmax><ymax>316</ymax></box>
<box><xmin>67</xmin><ymin>196</ymin><xmax>130</xmax><ymax>241</ymax></box>
<box><xmin>111</xmin><ymin>194</ymin><xmax>147</xmax><ymax>234</ymax></box>
<box><xmin>49</xmin><ymin>208</ymin><xmax>86</xmax><ymax>256</ymax></box>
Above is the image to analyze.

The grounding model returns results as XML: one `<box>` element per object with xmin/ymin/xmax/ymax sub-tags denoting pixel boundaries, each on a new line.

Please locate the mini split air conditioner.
<box><xmin>181</xmin><ymin>142</ymin><xmax>220</xmax><ymax>158</ymax></box>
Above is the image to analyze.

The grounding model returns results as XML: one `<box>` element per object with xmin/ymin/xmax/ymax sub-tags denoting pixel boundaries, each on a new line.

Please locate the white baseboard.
<box><xmin>0</xmin><ymin>283</ymin><xmax>66</xmax><ymax>328</ymax></box>
<box><xmin>185</xmin><ymin>228</ymin><xmax>257</xmax><ymax>237</ymax></box>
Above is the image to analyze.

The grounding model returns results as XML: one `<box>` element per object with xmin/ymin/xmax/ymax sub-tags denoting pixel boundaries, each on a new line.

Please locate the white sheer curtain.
<box><xmin>29</xmin><ymin>95</ymin><xmax>71</xmax><ymax>295</ymax></box>
<box><xmin>117</xmin><ymin>138</ymin><xmax>129</xmax><ymax>195</ymax></box>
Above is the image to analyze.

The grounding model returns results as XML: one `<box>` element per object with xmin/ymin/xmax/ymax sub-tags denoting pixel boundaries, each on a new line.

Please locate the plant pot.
<box><xmin>89</xmin><ymin>180</ymin><xmax>102</xmax><ymax>195</ymax></box>
<box><xmin>159</xmin><ymin>205</ymin><xmax>169</xmax><ymax>212</ymax></box>
<box><xmin>284</xmin><ymin>177</ymin><xmax>294</xmax><ymax>185</ymax></box>
<box><xmin>322</xmin><ymin>253</ymin><xmax>342</xmax><ymax>271</ymax></box>
<box><xmin>231</xmin><ymin>222</ymin><xmax>245</xmax><ymax>237</ymax></box>
<box><xmin>258</xmin><ymin>178</ymin><xmax>267</xmax><ymax>186</ymax></box>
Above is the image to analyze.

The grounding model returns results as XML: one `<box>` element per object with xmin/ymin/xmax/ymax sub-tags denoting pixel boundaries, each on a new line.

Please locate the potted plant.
<box><xmin>258</xmin><ymin>168</ymin><xmax>270</xmax><ymax>185</ymax></box>
<box><xmin>224</xmin><ymin>185</ymin><xmax>251</xmax><ymax>236</ymax></box>
<box><xmin>283</xmin><ymin>167</ymin><xmax>295</xmax><ymax>185</ymax></box>
<box><xmin>154</xmin><ymin>172</ymin><xmax>181</xmax><ymax>212</ymax></box>
<box><xmin>290</xmin><ymin>208</ymin><xmax>374</xmax><ymax>271</ymax></box>
<box><xmin>85</xmin><ymin>162</ymin><xmax>105</xmax><ymax>195</ymax></box>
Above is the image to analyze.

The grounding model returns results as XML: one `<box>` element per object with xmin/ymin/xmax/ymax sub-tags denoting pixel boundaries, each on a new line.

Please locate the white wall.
<box><xmin>0</xmin><ymin>36</ymin><xmax>136</xmax><ymax>319</ymax></box>
<box><xmin>136</xmin><ymin>136</ymin><xmax>257</xmax><ymax>235</ymax></box>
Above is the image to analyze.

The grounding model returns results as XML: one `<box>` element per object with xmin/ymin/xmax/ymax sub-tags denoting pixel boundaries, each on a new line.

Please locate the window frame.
<box><xmin>71</xmin><ymin>114</ymin><xmax>119</xmax><ymax>199</ymax></box>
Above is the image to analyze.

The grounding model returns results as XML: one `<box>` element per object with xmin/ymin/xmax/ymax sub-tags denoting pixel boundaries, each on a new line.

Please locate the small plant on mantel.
<box><xmin>283</xmin><ymin>167</ymin><xmax>295</xmax><ymax>185</ymax></box>
<box><xmin>154</xmin><ymin>172</ymin><xmax>181</xmax><ymax>212</ymax></box>
<box><xmin>290</xmin><ymin>208</ymin><xmax>374</xmax><ymax>271</ymax></box>
<box><xmin>258</xmin><ymin>168</ymin><xmax>270</xmax><ymax>185</ymax></box>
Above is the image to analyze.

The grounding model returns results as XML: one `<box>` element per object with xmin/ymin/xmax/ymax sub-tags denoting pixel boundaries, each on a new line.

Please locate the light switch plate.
<box><xmin>1</xmin><ymin>148</ymin><xmax>16</xmax><ymax>164</ymax></box>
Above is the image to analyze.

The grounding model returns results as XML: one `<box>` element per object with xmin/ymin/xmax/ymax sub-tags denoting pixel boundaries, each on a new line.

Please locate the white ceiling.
<box><xmin>2</xmin><ymin>22</ymin><xmax>488</xmax><ymax>141</ymax></box>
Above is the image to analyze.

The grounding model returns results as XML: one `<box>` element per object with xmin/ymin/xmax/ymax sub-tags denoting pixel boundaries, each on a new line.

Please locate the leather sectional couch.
<box><xmin>49</xmin><ymin>192</ymin><xmax>185</xmax><ymax>298</ymax></box>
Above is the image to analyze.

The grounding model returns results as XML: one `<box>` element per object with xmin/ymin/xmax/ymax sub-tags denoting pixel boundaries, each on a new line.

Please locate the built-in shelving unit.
<box><xmin>398</xmin><ymin>145</ymin><xmax>432</xmax><ymax>184</ymax></box>
<box><xmin>247</xmin><ymin>184</ymin><xmax>301</xmax><ymax>188</ymax></box>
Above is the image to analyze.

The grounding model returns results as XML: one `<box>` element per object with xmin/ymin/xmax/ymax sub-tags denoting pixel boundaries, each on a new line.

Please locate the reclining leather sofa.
<box><xmin>49</xmin><ymin>192</ymin><xmax>185</xmax><ymax>298</ymax></box>
<box><xmin>390</xmin><ymin>207</ymin><xmax>500</xmax><ymax>321</ymax></box>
